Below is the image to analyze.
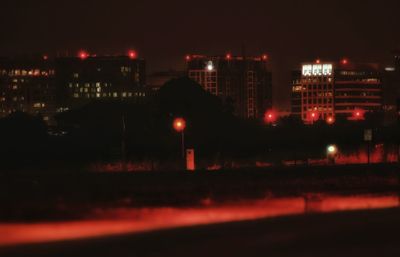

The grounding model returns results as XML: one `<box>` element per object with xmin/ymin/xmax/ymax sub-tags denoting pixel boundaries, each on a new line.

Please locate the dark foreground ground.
<box><xmin>1</xmin><ymin>207</ymin><xmax>400</xmax><ymax>257</ymax></box>
<box><xmin>0</xmin><ymin>163</ymin><xmax>399</xmax><ymax>221</ymax></box>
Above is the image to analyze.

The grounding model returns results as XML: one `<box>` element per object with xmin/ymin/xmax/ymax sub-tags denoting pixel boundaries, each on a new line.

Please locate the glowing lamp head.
<box><xmin>78</xmin><ymin>51</ymin><xmax>89</xmax><ymax>60</ymax></box>
<box><xmin>226</xmin><ymin>53</ymin><xmax>232</xmax><ymax>60</ymax></box>
<box><xmin>173</xmin><ymin>118</ymin><xmax>186</xmax><ymax>132</ymax></box>
<box><xmin>43</xmin><ymin>55</ymin><xmax>48</xmax><ymax>60</ymax></box>
<box><xmin>185</xmin><ymin>55</ymin><xmax>191</xmax><ymax>61</ymax></box>
<box><xmin>316</xmin><ymin>59</ymin><xmax>321</xmax><ymax>64</ymax></box>
<box><xmin>327</xmin><ymin>145</ymin><xmax>338</xmax><ymax>155</ymax></box>
<box><xmin>341</xmin><ymin>58</ymin><xmax>348</xmax><ymax>65</ymax></box>
<box><xmin>128</xmin><ymin>50</ymin><xmax>137</xmax><ymax>59</ymax></box>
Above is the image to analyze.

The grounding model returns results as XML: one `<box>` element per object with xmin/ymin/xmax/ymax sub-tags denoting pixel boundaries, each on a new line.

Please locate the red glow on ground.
<box><xmin>173</xmin><ymin>118</ymin><xmax>186</xmax><ymax>132</ymax></box>
<box><xmin>0</xmin><ymin>195</ymin><xmax>397</xmax><ymax>247</ymax></box>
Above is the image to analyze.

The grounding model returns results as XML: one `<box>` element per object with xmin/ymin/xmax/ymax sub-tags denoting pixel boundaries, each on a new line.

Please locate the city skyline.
<box><xmin>2</xmin><ymin>0</ymin><xmax>400</xmax><ymax>109</ymax></box>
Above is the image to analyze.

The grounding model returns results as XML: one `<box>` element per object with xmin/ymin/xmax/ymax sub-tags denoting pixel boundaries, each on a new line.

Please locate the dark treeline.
<box><xmin>0</xmin><ymin>77</ymin><xmax>399</xmax><ymax>171</ymax></box>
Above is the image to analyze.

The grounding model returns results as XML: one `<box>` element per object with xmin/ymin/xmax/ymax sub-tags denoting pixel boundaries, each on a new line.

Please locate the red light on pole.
<box><xmin>185</xmin><ymin>55</ymin><xmax>191</xmax><ymax>61</ymax></box>
<box><xmin>173</xmin><ymin>118</ymin><xmax>186</xmax><ymax>132</ymax></box>
<box><xmin>262</xmin><ymin>54</ymin><xmax>268</xmax><ymax>61</ymax></box>
<box><xmin>173</xmin><ymin>118</ymin><xmax>186</xmax><ymax>159</ymax></box>
<box><xmin>264</xmin><ymin>110</ymin><xmax>277</xmax><ymax>124</ymax></box>
<box><xmin>78</xmin><ymin>51</ymin><xmax>89</xmax><ymax>60</ymax></box>
<box><xmin>341</xmin><ymin>58</ymin><xmax>348</xmax><ymax>65</ymax></box>
<box><xmin>128</xmin><ymin>50</ymin><xmax>137</xmax><ymax>59</ymax></box>
<box><xmin>43</xmin><ymin>55</ymin><xmax>48</xmax><ymax>60</ymax></box>
<box><xmin>226</xmin><ymin>53</ymin><xmax>232</xmax><ymax>60</ymax></box>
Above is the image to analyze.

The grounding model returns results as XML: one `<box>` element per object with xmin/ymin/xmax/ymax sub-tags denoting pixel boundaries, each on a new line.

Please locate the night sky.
<box><xmin>1</xmin><ymin>0</ymin><xmax>400</xmax><ymax>109</ymax></box>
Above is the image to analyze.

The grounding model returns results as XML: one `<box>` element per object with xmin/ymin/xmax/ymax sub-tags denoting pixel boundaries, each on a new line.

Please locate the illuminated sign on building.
<box><xmin>302</xmin><ymin>64</ymin><xmax>333</xmax><ymax>76</ymax></box>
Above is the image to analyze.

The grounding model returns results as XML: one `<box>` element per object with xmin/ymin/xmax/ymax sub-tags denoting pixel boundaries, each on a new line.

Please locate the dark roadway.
<box><xmin>1</xmin><ymin>207</ymin><xmax>400</xmax><ymax>257</ymax></box>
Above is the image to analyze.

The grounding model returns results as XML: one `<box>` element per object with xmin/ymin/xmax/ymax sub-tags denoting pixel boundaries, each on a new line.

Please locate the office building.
<box><xmin>291</xmin><ymin>60</ymin><xmax>383</xmax><ymax>123</ymax></box>
<box><xmin>186</xmin><ymin>54</ymin><xmax>272</xmax><ymax>119</ymax></box>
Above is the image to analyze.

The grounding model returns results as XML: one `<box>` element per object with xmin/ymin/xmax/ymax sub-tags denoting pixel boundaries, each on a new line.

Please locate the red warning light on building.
<box><xmin>128</xmin><ymin>50</ymin><xmax>137</xmax><ymax>59</ymax></box>
<box><xmin>264</xmin><ymin>110</ymin><xmax>277</xmax><ymax>124</ymax></box>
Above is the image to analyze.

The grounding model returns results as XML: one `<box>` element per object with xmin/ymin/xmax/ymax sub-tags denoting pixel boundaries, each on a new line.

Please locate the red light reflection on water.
<box><xmin>0</xmin><ymin>195</ymin><xmax>398</xmax><ymax>247</ymax></box>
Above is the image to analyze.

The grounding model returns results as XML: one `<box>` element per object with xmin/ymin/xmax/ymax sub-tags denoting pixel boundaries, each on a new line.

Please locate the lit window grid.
<box><xmin>300</xmin><ymin>78</ymin><xmax>334</xmax><ymax>121</ymax></box>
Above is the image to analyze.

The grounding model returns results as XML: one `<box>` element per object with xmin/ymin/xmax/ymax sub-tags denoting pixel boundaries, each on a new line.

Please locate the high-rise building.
<box><xmin>186</xmin><ymin>54</ymin><xmax>272</xmax><ymax>119</ymax></box>
<box><xmin>0</xmin><ymin>56</ymin><xmax>56</xmax><ymax>122</ymax></box>
<box><xmin>55</xmin><ymin>54</ymin><xmax>147</xmax><ymax>111</ymax></box>
<box><xmin>383</xmin><ymin>51</ymin><xmax>400</xmax><ymax>124</ymax></box>
<box><xmin>0</xmin><ymin>53</ymin><xmax>148</xmax><ymax>123</ymax></box>
<box><xmin>291</xmin><ymin>60</ymin><xmax>383</xmax><ymax>123</ymax></box>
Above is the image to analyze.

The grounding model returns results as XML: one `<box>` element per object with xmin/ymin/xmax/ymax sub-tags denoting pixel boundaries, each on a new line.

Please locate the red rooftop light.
<box><xmin>341</xmin><ymin>58</ymin><xmax>349</xmax><ymax>65</ymax></box>
<box><xmin>78</xmin><ymin>51</ymin><xmax>89</xmax><ymax>60</ymax></box>
<box><xmin>316</xmin><ymin>59</ymin><xmax>321</xmax><ymax>64</ymax></box>
<box><xmin>185</xmin><ymin>55</ymin><xmax>191</xmax><ymax>61</ymax></box>
<box><xmin>226</xmin><ymin>53</ymin><xmax>232</xmax><ymax>60</ymax></box>
<box><xmin>128</xmin><ymin>50</ymin><xmax>137</xmax><ymax>59</ymax></box>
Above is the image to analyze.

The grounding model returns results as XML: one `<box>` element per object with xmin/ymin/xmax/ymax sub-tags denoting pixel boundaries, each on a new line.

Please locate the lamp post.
<box><xmin>173</xmin><ymin>118</ymin><xmax>186</xmax><ymax>159</ymax></box>
<box><xmin>327</xmin><ymin>144</ymin><xmax>338</xmax><ymax>165</ymax></box>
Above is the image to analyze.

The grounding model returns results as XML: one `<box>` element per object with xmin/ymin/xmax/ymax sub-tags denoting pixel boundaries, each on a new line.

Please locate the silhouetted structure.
<box><xmin>186</xmin><ymin>54</ymin><xmax>272</xmax><ymax>119</ymax></box>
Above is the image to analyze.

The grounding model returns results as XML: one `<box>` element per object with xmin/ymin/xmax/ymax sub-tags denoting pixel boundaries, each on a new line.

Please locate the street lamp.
<box><xmin>327</xmin><ymin>144</ymin><xmax>338</xmax><ymax>164</ymax></box>
<box><xmin>173</xmin><ymin>118</ymin><xmax>186</xmax><ymax>159</ymax></box>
